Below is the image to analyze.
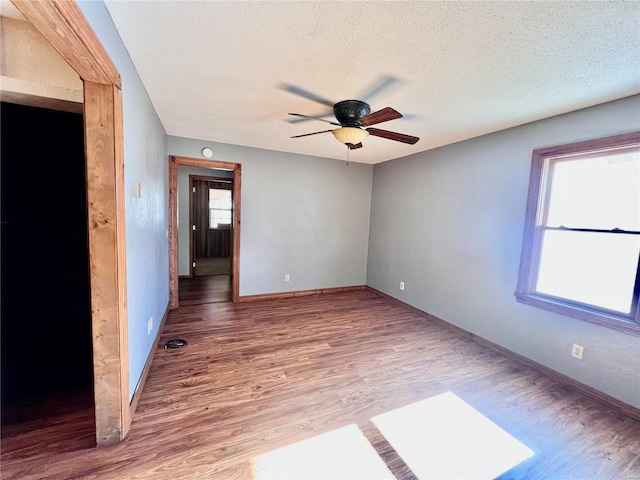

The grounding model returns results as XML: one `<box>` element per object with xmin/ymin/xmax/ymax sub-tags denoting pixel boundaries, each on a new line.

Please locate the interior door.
<box><xmin>190</xmin><ymin>176</ymin><xmax>233</xmax><ymax>277</ymax></box>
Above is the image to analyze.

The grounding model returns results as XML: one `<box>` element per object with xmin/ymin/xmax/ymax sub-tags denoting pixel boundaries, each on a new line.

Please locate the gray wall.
<box><xmin>79</xmin><ymin>2</ymin><xmax>169</xmax><ymax>400</ymax></box>
<box><xmin>178</xmin><ymin>165</ymin><xmax>234</xmax><ymax>276</ymax></box>
<box><xmin>77</xmin><ymin>1</ymin><xmax>640</xmax><ymax>410</ymax></box>
<box><xmin>168</xmin><ymin>137</ymin><xmax>373</xmax><ymax>295</ymax></box>
<box><xmin>367</xmin><ymin>95</ymin><xmax>640</xmax><ymax>408</ymax></box>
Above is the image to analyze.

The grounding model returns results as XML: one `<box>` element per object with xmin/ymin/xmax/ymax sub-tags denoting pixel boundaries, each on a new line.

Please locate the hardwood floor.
<box><xmin>2</xmin><ymin>290</ymin><xmax>639</xmax><ymax>479</ymax></box>
<box><xmin>179</xmin><ymin>274</ymin><xmax>231</xmax><ymax>305</ymax></box>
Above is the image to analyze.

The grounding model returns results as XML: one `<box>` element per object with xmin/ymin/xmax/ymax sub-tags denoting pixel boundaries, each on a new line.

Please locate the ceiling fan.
<box><xmin>288</xmin><ymin>100</ymin><xmax>419</xmax><ymax>150</ymax></box>
<box><xmin>280</xmin><ymin>78</ymin><xmax>419</xmax><ymax>150</ymax></box>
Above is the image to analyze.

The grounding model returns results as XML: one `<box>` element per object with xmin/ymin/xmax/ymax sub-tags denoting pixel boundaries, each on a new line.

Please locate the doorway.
<box><xmin>0</xmin><ymin>102</ymin><xmax>96</xmax><ymax>452</ymax></box>
<box><xmin>179</xmin><ymin>174</ymin><xmax>234</xmax><ymax>305</ymax></box>
<box><xmin>191</xmin><ymin>176</ymin><xmax>233</xmax><ymax>279</ymax></box>
<box><xmin>12</xmin><ymin>0</ymin><xmax>130</xmax><ymax>445</ymax></box>
<box><xmin>169</xmin><ymin>156</ymin><xmax>241</xmax><ymax>308</ymax></box>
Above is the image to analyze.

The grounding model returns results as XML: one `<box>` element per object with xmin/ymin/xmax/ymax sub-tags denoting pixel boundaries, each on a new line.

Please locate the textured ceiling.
<box><xmin>104</xmin><ymin>1</ymin><xmax>639</xmax><ymax>165</ymax></box>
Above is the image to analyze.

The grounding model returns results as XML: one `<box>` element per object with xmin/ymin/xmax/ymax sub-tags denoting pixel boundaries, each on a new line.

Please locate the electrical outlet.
<box><xmin>571</xmin><ymin>343</ymin><xmax>584</xmax><ymax>360</ymax></box>
<box><xmin>148</xmin><ymin>317</ymin><xmax>153</xmax><ymax>335</ymax></box>
<box><xmin>400</xmin><ymin>281</ymin><xmax>405</xmax><ymax>291</ymax></box>
<box><xmin>285</xmin><ymin>274</ymin><xmax>290</xmax><ymax>282</ymax></box>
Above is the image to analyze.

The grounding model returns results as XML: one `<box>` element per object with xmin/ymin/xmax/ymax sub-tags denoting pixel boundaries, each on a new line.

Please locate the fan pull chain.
<box><xmin>346</xmin><ymin>145</ymin><xmax>350</xmax><ymax>166</ymax></box>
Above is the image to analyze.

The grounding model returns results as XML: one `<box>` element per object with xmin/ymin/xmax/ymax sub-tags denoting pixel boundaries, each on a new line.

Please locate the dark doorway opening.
<box><xmin>178</xmin><ymin>167</ymin><xmax>235</xmax><ymax>306</ymax></box>
<box><xmin>1</xmin><ymin>102</ymin><xmax>95</xmax><ymax>455</ymax></box>
<box><xmin>191</xmin><ymin>176</ymin><xmax>233</xmax><ymax>279</ymax></box>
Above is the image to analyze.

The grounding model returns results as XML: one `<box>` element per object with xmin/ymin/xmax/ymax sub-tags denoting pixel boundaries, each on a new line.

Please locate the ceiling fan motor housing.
<box><xmin>334</xmin><ymin>100</ymin><xmax>371</xmax><ymax>126</ymax></box>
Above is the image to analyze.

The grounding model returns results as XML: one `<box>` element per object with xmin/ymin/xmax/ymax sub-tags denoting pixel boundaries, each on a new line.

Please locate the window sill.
<box><xmin>515</xmin><ymin>292</ymin><xmax>640</xmax><ymax>336</ymax></box>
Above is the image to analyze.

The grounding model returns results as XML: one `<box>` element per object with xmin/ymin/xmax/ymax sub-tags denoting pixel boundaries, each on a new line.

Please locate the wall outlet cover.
<box><xmin>571</xmin><ymin>343</ymin><xmax>584</xmax><ymax>360</ymax></box>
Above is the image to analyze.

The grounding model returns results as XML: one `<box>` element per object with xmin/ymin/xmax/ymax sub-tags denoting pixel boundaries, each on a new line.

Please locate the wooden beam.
<box><xmin>11</xmin><ymin>0</ymin><xmax>120</xmax><ymax>87</ymax></box>
<box><xmin>232</xmin><ymin>164</ymin><xmax>241</xmax><ymax>302</ymax></box>
<box><xmin>170</xmin><ymin>155</ymin><xmax>238</xmax><ymax>171</ymax></box>
<box><xmin>84</xmin><ymin>81</ymin><xmax>127</xmax><ymax>444</ymax></box>
<box><xmin>169</xmin><ymin>161</ymin><xmax>179</xmax><ymax>309</ymax></box>
<box><xmin>113</xmin><ymin>85</ymin><xmax>130</xmax><ymax>436</ymax></box>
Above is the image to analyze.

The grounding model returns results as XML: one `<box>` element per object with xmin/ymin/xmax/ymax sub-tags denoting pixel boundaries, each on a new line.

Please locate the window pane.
<box><xmin>210</xmin><ymin>209</ymin><xmax>231</xmax><ymax>228</ymax></box>
<box><xmin>216</xmin><ymin>210</ymin><xmax>231</xmax><ymax>224</ymax></box>
<box><xmin>209</xmin><ymin>189</ymin><xmax>232</xmax><ymax>210</ymax></box>
<box><xmin>536</xmin><ymin>230</ymin><xmax>639</xmax><ymax>313</ymax></box>
<box><xmin>545</xmin><ymin>151</ymin><xmax>640</xmax><ymax>231</ymax></box>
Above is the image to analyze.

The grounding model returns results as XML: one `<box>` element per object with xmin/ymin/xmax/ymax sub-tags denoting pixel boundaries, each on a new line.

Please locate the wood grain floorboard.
<box><xmin>2</xmin><ymin>290</ymin><xmax>639</xmax><ymax>479</ymax></box>
<box><xmin>179</xmin><ymin>275</ymin><xmax>231</xmax><ymax>305</ymax></box>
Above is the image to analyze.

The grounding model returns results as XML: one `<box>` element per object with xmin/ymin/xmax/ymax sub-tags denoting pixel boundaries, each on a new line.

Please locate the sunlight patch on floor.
<box><xmin>251</xmin><ymin>423</ymin><xmax>395</xmax><ymax>480</ymax></box>
<box><xmin>372</xmin><ymin>391</ymin><xmax>534</xmax><ymax>479</ymax></box>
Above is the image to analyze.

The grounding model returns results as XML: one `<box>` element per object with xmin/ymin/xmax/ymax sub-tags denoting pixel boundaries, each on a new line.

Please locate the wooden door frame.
<box><xmin>12</xmin><ymin>1</ymin><xmax>130</xmax><ymax>444</ymax></box>
<box><xmin>189</xmin><ymin>174</ymin><xmax>233</xmax><ymax>278</ymax></box>
<box><xmin>169</xmin><ymin>156</ymin><xmax>241</xmax><ymax>307</ymax></box>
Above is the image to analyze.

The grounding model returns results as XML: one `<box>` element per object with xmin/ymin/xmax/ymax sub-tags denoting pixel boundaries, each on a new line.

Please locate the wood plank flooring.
<box><xmin>179</xmin><ymin>274</ymin><xmax>231</xmax><ymax>305</ymax></box>
<box><xmin>2</xmin><ymin>289</ymin><xmax>639</xmax><ymax>479</ymax></box>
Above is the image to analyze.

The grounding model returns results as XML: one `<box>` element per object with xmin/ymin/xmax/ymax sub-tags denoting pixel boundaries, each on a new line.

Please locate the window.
<box><xmin>515</xmin><ymin>132</ymin><xmax>640</xmax><ymax>335</ymax></box>
<box><xmin>209</xmin><ymin>188</ymin><xmax>232</xmax><ymax>228</ymax></box>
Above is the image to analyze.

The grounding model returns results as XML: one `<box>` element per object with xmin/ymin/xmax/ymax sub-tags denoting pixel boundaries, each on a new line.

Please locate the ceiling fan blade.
<box><xmin>349</xmin><ymin>142</ymin><xmax>363</xmax><ymax>150</ymax></box>
<box><xmin>358</xmin><ymin>75</ymin><xmax>402</xmax><ymax>103</ymax></box>
<box><xmin>289</xmin><ymin>111</ymin><xmax>334</xmax><ymax>124</ymax></box>
<box><xmin>291</xmin><ymin>129</ymin><xmax>334</xmax><ymax>138</ymax></box>
<box><xmin>367</xmin><ymin>128</ymin><xmax>420</xmax><ymax>145</ymax></box>
<box><xmin>288</xmin><ymin>113</ymin><xmax>340</xmax><ymax>126</ymax></box>
<box><xmin>358</xmin><ymin>107</ymin><xmax>403</xmax><ymax>127</ymax></box>
<box><xmin>278</xmin><ymin>83</ymin><xmax>335</xmax><ymax>107</ymax></box>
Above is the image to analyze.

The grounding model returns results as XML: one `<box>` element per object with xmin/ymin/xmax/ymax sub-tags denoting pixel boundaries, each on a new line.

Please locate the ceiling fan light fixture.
<box><xmin>332</xmin><ymin>127</ymin><xmax>369</xmax><ymax>146</ymax></box>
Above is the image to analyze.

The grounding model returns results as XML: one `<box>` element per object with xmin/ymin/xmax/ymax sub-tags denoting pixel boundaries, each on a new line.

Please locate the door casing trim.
<box><xmin>169</xmin><ymin>156</ymin><xmax>242</xmax><ymax>307</ymax></box>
